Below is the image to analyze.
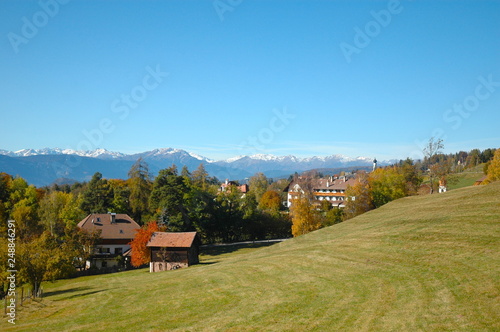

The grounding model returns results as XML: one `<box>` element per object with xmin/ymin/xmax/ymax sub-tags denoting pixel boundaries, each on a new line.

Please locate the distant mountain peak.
<box><xmin>0</xmin><ymin>147</ymin><xmax>384</xmax><ymax>165</ymax></box>
<box><xmin>225</xmin><ymin>155</ymin><xmax>247</xmax><ymax>163</ymax></box>
<box><xmin>0</xmin><ymin>147</ymin><xmax>389</xmax><ymax>186</ymax></box>
<box><xmin>0</xmin><ymin>148</ymin><xmax>126</xmax><ymax>159</ymax></box>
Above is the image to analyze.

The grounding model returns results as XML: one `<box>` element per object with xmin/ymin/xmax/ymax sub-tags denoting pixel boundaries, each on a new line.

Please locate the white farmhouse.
<box><xmin>78</xmin><ymin>213</ymin><xmax>140</xmax><ymax>269</ymax></box>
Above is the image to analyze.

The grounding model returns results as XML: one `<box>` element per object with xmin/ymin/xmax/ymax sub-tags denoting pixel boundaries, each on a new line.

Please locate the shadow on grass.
<box><xmin>200</xmin><ymin>242</ymin><xmax>277</xmax><ymax>258</ymax></box>
<box><xmin>55</xmin><ymin>290</ymin><xmax>106</xmax><ymax>301</ymax></box>
<box><xmin>44</xmin><ymin>286</ymin><xmax>93</xmax><ymax>298</ymax></box>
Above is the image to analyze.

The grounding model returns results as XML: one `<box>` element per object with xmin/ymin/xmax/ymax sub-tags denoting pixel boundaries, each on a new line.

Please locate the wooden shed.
<box><xmin>146</xmin><ymin>232</ymin><xmax>201</xmax><ymax>272</ymax></box>
<box><xmin>474</xmin><ymin>176</ymin><xmax>488</xmax><ymax>186</ymax></box>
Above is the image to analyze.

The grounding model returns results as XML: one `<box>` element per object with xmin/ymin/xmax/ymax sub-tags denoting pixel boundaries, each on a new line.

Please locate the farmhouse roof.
<box><xmin>313</xmin><ymin>177</ymin><xmax>357</xmax><ymax>190</ymax></box>
<box><xmin>285</xmin><ymin>176</ymin><xmax>357</xmax><ymax>192</ymax></box>
<box><xmin>77</xmin><ymin>213</ymin><xmax>140</xmax><ymax>240</ymax></box>
<box><xmin>146</xmin><ymin>232</ymin><xmax>199</xmax><ymax>248</ymax></box>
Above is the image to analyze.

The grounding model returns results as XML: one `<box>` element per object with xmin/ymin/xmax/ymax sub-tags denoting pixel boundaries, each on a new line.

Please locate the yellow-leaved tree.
<box><xmin>369</xmin><ymin>166</ymin><xmax>407</xmax><ymax>208</ymax></box>
<box><xmin>485</xmin><ymin>149</ymin><xmax>500</xmax><ymax>184</ymax></box>
<box><xmin>290</xmin><ymin>195</ymin><xmax>322</xmax><ymax>237</ymax></box>
<box><xmin>343</xmin><ymin>172</ymin><xmax>374</xmax><ymax>220</ymax></box>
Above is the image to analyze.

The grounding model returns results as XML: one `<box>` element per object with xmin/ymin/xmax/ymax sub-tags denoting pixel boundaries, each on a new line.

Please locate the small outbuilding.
<box><xmin>474</xmin><ymin>175</ymin><xmax>488</xmax><ymax>186</ymax></box>
<box><xmin>146</xmin><ymin>232</ymin><xmax>201</xmax><ymax>272</ymax></box>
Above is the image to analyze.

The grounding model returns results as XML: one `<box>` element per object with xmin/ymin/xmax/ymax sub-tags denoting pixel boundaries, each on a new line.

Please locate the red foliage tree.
<box><xmin>129</xmin><ymin>221</ymin><xmax>163</xmax><ymax>267</ymax></box>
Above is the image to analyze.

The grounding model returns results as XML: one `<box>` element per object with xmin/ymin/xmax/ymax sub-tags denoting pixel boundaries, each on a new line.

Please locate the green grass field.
<box><xmin>447</xmin><ymin>164</ymin><xmax>486</xmax><ymax>190</ymax></box>
<box><xmin>3</xmin><ymin>182</ymin><xmax>500</xmax><ymax>331</ymax></box>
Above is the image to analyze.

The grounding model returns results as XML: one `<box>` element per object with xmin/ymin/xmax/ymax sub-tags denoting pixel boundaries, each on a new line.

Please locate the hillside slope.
<box><xmin>4</xmin><ymin>182</ymin><xmax>500</xmax><ymax>331</ymax></box>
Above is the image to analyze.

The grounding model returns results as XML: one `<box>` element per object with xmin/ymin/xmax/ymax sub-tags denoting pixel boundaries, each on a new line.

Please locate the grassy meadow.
<box><xmin>447</xmin><ymin>164</ymin><xmax>486</xmax><ymax>190</ymax></box>
<box><xmin>3</xmin><ymin>182</ymin><xmax>500</xmax><ymax>331</ymax></box>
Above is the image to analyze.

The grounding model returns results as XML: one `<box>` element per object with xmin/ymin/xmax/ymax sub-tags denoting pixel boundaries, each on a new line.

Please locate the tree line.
<box><xmin>1</xmin><ymin>143</ymin><xmax>498</xmax><ymax>293</ymax></box>
<box><xmin>290</xmin><ymin>143</ymin><xmax>499</xmax><ymax>236</ymax></box>
<box><xmin>0</xmin><ymin>159</ymin><xmax>293</xmax><ymax>295</ymax></box>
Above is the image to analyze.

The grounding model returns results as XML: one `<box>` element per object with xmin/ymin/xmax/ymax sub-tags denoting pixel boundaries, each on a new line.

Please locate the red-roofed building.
<box><xmin>77</xmin><ymin>213</ymin><xmax>140</xmax><ymax>269</ymax></box>
<box><xmin>219</xmin><ymin>179</ymin><xmax>249</xmax><ymax>195</ymax></box>
<box><xmin>146</xmin><ymin>232</ymin><xmax>201</xmax><ymax>272</ymax></box>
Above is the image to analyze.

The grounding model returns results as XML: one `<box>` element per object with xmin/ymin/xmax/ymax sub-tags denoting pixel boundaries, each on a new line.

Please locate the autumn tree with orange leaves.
<box><xmin>129</xmin><ymin>221</ymin><xmax>165</xmax><ymax>267</ymax></box>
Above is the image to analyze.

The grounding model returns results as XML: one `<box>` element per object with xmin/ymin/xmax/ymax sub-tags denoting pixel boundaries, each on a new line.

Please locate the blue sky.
<box><xmin>1</xmin><ymin>0</ymin><xmax>499</xmax><ymax>161</ymax></box>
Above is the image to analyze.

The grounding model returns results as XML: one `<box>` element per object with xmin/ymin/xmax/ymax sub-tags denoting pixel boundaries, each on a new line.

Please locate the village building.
<box><xmin>438</xmin><ymin>177</ymin><xmax>447</xmax><ymax>193</ymax></box>
<box><xmin>77</xmin><ymin>213</ymin><xmax>140</xmax><ymax>269</ymax></box>
<box><xmin>147</xmin><ymin>231</ymin><xmax>201</xmax><ymax>272</ymax></box>
<box><xmin>284</xmin><ymin>175</ymin><xmax>357</xmax><ymax>208</ymax></box>
<box><xmin>219</xmin><ymin>179</ymin><xmax>249</xmax><ymax>194</ymax></box>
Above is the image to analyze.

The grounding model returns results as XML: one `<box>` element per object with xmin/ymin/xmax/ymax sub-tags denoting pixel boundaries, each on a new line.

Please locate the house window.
<box><xmin>115</xmin><ymin>248</ymin><xmax>123</xmax><ymax>255</ymax></box>
<box><xmin>101</xmin><ymin>261</ymin><xmax>107</xmax><ymax>268</ymax></box>
<box><xmin>98</xmin><ymin>247</ymin><xmax>110</xmax><ymax>254</ymax></box>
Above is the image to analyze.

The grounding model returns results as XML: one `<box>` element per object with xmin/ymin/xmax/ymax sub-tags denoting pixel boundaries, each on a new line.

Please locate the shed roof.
<box><xmin>77</xmin><ymin>213</ymin><xmax>140</xmax><ymax>240</ymax></box>
<box><xmin>147</xmin><ymin>232</ymin><xmax>199</xmax><ymax>248</ymax></box>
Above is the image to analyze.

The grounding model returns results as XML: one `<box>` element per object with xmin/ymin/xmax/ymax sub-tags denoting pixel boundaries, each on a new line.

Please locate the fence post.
<box><xmin>21</xmin><ymin>287</ymin><xmax>23</xmax><ymax>306</ymax></box>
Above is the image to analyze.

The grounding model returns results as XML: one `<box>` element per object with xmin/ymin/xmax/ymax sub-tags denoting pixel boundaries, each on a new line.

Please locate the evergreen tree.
<box><xmin>80</xmin><ymin>172</ymin><xmax>113</xmax><ymax>213</ymax></box>
<box><xmin>149</xmin><ymin>166</ymin><xmax>191</xmax><ymax>231</ymax></box>
<box><xmin>181</xmin><ymin>165</ymin><xmax>191</xmax><ymax>179</ymax></box>
<box><xmin>109</xmin><ymin>179</ymin><xmax>131</xmax><ymax>214</ymax></box>
<box><xmin>191</xmin><ymin>163</ymin><xmax>209</xmax><ymax>190</ymax></box>
<box><xmin>127</xmin><ymin>158</ymin><xmax>152</xmax><ymax>223</ymax></box>
<box><xmin>400</xmin><ymin>158</ymin><xmax>423</xmax><ymax>195</ymax></box>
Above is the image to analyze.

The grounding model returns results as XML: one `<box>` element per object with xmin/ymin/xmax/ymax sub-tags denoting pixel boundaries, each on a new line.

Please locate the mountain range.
<box><xmin>0</xmin><ymin>148</ymin><xmax>387</xmax><ymax>187</ymax></box>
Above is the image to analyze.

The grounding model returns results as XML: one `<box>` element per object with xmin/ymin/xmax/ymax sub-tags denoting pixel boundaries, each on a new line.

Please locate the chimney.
<box><xmin>110</xmin><ymin>212</ymin><xmax>116</xmax><ymax>224</ymax></box>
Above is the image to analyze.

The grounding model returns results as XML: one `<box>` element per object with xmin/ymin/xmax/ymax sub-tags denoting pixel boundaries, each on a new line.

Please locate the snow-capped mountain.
<box><xmin>1</xmin><ymin>148</ymin><xmax>126</xmax><ymax>159</ymax></box>
<box><xmin>126</xmin><ymin>148</ymin><xmax>213</xmax><ymax>163</ymax></box>
<box><xmin>0</xmin><ymin>147</ymin><xmax>385</xmax><ymax>186</ymax></box>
